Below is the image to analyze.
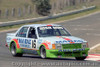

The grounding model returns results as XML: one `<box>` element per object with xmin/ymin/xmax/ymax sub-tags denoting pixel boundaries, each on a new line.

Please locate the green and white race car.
<box><xmin>6</xmin><ymin>24</ymin><xmax>89</xmax><ymax>60</ymax></box>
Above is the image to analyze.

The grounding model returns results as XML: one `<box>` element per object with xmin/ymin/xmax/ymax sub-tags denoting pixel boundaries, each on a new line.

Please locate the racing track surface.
<box><xmin>1</xmin><ymin>12</ymin><xmax>100</xmax><ymax>67</ymax></box>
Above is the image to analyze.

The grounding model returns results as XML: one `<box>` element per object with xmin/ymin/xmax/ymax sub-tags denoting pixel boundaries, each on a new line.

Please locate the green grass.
<box><xmin>0</xmin><ymin>7</ymin><xmax>99</xmax><ymax>31</ymax></box>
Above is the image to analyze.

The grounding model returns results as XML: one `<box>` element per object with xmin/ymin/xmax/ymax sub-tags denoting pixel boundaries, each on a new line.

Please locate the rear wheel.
<box><xmin>40</xmin><ymin>46</ymin><xmax>46</xmax><ymax>59</ymax></box>
<box><xmin>11</xmin><ymin>43</ymin><xmax>23</xmax><ymax>57</ymax></box>
<box><xmin>75</xmin><ymin>56</ymin><xmax>87</xmax><ymax>60</ymax></box>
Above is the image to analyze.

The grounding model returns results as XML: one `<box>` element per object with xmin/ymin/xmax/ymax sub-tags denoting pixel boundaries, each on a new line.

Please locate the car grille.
<box><xmin>62</xmin><ymin>43</ymin><xmax>81</xmax><ymax>49</ymax></box>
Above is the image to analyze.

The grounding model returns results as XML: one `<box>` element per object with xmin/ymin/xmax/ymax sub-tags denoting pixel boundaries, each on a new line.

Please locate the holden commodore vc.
<box><xmin>6</xmin><ymin>24</ymin><xmax>89</xmax><ymax>60</ymax></box>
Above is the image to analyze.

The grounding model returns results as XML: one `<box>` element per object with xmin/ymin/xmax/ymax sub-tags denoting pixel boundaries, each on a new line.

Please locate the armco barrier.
<box><xmin>0</xmin><ymin>6</ymin><xmax>96</xmax><ymax>27</ymax></box>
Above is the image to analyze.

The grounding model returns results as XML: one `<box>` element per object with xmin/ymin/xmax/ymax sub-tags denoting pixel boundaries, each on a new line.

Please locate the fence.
<box><xmin>0</xmin><ymin>5</ymin><xmax>36</xmax><ymax>18</ymax></box>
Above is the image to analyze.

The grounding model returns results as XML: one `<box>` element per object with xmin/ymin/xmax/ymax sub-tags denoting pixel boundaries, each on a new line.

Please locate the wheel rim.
<box><xmin>41</xmin><ymin>47</ymin><xmax>46</xmax><ymax>58</ymax></box>
<box><xmin>11</xmin><ymin>45</ymin><xmax>16</xmax><ymax>55</ymax></box>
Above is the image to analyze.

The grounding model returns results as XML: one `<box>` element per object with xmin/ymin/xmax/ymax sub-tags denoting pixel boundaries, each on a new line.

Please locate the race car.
<box><xmin>6</xmin><ymin>24</ymin><xmax>89</xmax><ymax>60</ymax></box>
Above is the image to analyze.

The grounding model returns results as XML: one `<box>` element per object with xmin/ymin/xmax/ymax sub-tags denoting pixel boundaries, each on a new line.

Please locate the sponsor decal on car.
<box><xmin>17</xmin><ymin>38</ymin><xmax>32</xmax><ymax>48</ymax></box>
<box><xmin>56</xmin><ymin>36</ymin><xmax>83</xmax><ymax>44</ymax></box>
<box><xmin>56</xmin><ymin>40</ymin><xmax>83</xmax><ymax>44</ymax></box>
<box><xmin>58</xmin><ymin>48</ymin><xmax>85</xmax><ymax>52</ymax></box>
<box><xmin>18</xmin><ymin>38</ymin><xmax>31</xmax><ymax>44</ymax></box>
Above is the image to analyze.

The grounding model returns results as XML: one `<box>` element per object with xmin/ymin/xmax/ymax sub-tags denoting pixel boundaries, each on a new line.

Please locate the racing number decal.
<box><xmin>32</xmin><ymin>40</ymin><xmax>36</xmax><ymax>48</ymax></box>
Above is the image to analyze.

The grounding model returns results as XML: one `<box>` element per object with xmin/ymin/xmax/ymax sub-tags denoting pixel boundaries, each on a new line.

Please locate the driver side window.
<box><xmin>28</xmin><ymin>27</ymin><xmax>37</xmax><ymax>39</ymax></box>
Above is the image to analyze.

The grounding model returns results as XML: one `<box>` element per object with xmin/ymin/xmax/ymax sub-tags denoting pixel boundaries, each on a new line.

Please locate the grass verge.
<box><xmin>0</xmin><ymin>7</ymin><xmax>100</xmax><ymax>31</ymax></box>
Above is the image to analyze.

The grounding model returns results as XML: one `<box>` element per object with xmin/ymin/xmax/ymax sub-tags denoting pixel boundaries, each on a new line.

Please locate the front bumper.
<box><xmin>46</xmin><ymin>48</ymin><xmax>89</xmax><ymax>58</ymax></box>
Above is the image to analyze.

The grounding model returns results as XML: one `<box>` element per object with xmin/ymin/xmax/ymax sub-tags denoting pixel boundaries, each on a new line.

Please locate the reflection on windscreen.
<box><xmin>38</xmin><ymin>26</ymin><xmax>71</xmax><ymax>37</ymax></box>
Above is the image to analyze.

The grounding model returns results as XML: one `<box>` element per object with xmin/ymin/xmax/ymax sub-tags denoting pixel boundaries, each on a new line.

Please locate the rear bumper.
<box><xmin>46</xmin><ymin>48</ymin><xmax>89</xmax><ymax>58</ymax></box>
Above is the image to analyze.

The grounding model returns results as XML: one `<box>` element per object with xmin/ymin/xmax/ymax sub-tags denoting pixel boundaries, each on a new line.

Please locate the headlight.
<box><xmin>56</xmin><ymin>44</ymin><xmax>62</xmax><ymax>49</ymax></box>
<box><xmin>52</xmin><ymin>44</ymin><xmax>62</xmax><ymax>49</ymax></box>
<box><xmin>82</xmin><ymin>42</ymin><xmax>88</xmax><ymax>48</ymax></box>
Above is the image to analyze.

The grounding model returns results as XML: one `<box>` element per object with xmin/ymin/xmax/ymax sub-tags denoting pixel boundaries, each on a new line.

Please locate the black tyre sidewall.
<box><xmin>40</xmin><ymin>46</ymin><xmax>46</xmax><ymax>59</ymax></box>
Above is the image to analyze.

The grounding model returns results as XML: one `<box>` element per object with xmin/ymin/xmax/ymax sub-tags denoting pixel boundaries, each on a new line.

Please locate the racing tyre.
<box><xmin>75</xmin><ymin>56</ymin><xmax>87</xmax><ymax>60</ymax></box>
<box><xmin>11</xmin><ymin>43</ymin><xmax>23</xmax><ymax>57</ymax></box>
<box><xmin>40</xmin><ymin>46</ymin><xmax>46</xmax><ymax>59</ymax></box>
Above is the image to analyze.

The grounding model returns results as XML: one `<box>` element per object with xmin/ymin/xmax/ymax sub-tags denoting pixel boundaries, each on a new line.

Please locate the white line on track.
<box><xmin>86</xmin><ymin>54</ymin><xmax>100</xmax><ymax>61</ymax></box>
<box><xmin>85</xmin><ymin>58</ymin><xmax>100</xmax><ymax>61</ymax></box>
<box><xmin>90</xmin><ymin>43</ymin><xmax>100</xmax><ymax>50</ymax></box>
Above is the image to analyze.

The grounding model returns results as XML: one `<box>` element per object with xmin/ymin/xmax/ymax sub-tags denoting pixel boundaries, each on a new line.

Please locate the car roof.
<box><xmin>23</xmin><ymin>24</ymin><xmax>62</xmax><ymax>28</ymax></box>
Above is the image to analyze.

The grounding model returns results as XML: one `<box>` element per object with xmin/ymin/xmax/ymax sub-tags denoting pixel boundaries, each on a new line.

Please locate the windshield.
<box><xmin>37</xmin><ymin>26</ymin><xmax>71</xmax><ymax>37</ymax></box>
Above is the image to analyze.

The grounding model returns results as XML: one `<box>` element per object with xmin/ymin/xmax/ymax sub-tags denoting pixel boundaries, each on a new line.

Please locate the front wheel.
<box><xmin>40</xmin><ymin>46</ymin><xmax>46</xmax><ymax>59</ymax></box>
<box><xmin>75</xmin><ymin>56</ymin><xmax>87</xmax><ymax>60</ymax></box>
<box><xmin>11</xmin><ymin>43</ymin><xmax>23</xmax><ymax>57</ymax></box>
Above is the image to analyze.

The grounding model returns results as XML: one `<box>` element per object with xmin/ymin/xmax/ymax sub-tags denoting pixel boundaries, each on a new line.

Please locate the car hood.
<box><xmin>39</xmin><ymin>36</ymin><xmax>87</xmax><ymax>44</ymax></box>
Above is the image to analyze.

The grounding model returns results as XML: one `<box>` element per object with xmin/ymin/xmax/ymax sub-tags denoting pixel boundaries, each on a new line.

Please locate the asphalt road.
<box><xmin>0</xmin><ymin>12</ymin><xmax>100</xmax><ymax>67</ymax></box>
